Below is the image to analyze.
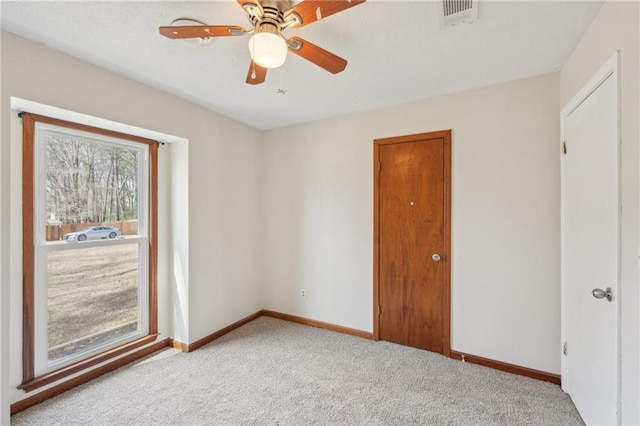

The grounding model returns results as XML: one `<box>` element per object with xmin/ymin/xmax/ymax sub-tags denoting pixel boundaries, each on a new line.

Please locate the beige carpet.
<box><xmin>12</xmin><ymin>317</ymin><xmax>583</xmax><ymax>425</ymax></box>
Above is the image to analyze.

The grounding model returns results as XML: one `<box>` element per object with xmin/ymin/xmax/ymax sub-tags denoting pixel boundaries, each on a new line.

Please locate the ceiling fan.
<box><xmin>159</xmin><ymin>0</ymin><xmax>366</xmax><ymax>85</ymax></box>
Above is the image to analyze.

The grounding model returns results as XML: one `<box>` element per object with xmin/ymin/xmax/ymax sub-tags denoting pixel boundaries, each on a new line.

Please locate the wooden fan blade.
<box><xmin>246</xmin><ymin>61</ymin><xmax>267</xmax><ymax>85</ymax></box>
<box><xmin>284</xmin><ymin>0</ymin><xmax>366</xmax><ymax>28</ymax></box>
<box><xmin>159</xmin><ymin>25</ymin><xmax>246</xmax><ymax>39</ymax></box>
<box><xmin>288</xmin><ymin>37</ymin><xmax>347</xmax><ymax>74</ymax></box>
<box><xmin>237</xmin><ymin>0</ymin><xmax>253</xmax><ymax>9</ymax></box>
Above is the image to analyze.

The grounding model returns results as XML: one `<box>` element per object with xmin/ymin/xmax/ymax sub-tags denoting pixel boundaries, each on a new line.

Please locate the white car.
<box><xmin>63</xmin><ymin>226</ymin><xmax>122</xmax><ymax>242</ymax></box>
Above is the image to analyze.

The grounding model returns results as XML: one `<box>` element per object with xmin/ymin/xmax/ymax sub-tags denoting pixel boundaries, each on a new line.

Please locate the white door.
<box><xmin>561</xmin><ymin>54</ymin><xmax>620</xmax><ymax>425</ymax></box>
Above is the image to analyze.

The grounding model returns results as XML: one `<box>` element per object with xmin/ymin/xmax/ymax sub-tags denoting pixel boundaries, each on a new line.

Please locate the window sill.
<box><xmin>18</xmin><ymin>334</ymin><xmax>159</xmax><ymax>392</ymax></box>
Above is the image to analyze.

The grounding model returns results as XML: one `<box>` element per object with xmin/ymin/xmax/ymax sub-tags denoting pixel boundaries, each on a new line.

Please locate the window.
<box><xmin>21</xmin><ymin>113</ymin><xmax>158</xmax><ymax>391</ymax></box>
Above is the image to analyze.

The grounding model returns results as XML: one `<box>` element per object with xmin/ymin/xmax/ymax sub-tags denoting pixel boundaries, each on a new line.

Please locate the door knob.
<box><xmin>592</xmin><ymin>287</ymin><xmax>613</xmax><ymax>302</ymax></box>
<box><xmin>432</xmin><ymin>254</ymin><xmax>441</xmax><ymax>262</ymax></box>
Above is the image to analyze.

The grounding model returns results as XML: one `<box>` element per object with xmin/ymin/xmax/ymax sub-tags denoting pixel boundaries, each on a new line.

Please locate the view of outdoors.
<box><xmin>47</xmin><ymin>244</ymin><xmax>139</xmax><ymax>361</ymax></box>
<box><xmin>46</xmin><ymin>132</ymin><xmax>139</xmax><ymax>226</ymax></box>
<box><xmin>45</xmin><ymin>132</ymin><xmax>141</xmax><ymax>362</ymax></box>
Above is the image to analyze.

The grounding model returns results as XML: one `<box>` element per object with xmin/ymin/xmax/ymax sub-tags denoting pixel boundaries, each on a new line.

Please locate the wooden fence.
<box><xmin>47</xmin><ymin>220</ymin><xmax>138</xmax><ymax>241</ymax></box>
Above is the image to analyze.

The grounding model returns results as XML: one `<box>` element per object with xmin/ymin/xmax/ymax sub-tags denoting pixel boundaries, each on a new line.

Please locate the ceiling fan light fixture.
<box><xmin>159</xmin><ymin>0</ymin><xmax>367</xmax><ymax>85</ymax></box>
<box><xmin>248</xmin><ymin>27</ymin><xmax>287</xmax><ymax>69</ymax></box>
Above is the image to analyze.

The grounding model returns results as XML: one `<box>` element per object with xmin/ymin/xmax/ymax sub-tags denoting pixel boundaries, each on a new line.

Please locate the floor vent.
<box><xmin>439</xmin><ymin>0</ymin><xmax>479</xmax><ymax>27</ymax></box>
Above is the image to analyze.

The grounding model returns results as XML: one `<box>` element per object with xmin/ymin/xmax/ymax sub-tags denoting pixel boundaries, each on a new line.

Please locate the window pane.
<box><xmin>47</xmin><ymin>244</ymin><xmax>139</xmax><ymax>362</ymax></box>
<box><xmin>45</xmin><ymin>132</ymin><xmax>139</xmax><ymax>241</ymax></box>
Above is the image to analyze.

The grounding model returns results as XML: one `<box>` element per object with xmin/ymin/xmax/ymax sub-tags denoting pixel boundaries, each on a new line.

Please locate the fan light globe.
<box><xmin>249</xmin><ymin>32</ymin><xmax>287</xmax><ymax>69</ymax></box>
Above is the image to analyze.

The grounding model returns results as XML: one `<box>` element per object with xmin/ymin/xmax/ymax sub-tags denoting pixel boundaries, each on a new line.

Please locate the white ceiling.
<box><xmin>1</xmin><ymin>1</ymin><xmax>602</xmax><ymax>130</ymax></box>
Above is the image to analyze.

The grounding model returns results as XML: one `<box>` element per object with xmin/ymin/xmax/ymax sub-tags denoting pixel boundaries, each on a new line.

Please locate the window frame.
<box><xmin>20</xmin><ymin>113</ymin><xmax>158</xmax><ymax>392</ymax></box>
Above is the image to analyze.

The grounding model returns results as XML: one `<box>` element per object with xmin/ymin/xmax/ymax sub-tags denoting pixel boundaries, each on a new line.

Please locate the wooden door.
<box><xmin>374</xmin><ymin>131</ymin><xmax>451</xmax><ymax>355</ymax></box>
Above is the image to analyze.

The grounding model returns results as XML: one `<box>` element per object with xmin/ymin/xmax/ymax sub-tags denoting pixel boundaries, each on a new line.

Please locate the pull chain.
<box><xmin>251</xmin><ymin>36</ymin><xmax>256</xmax><ymax>79</ymax></box>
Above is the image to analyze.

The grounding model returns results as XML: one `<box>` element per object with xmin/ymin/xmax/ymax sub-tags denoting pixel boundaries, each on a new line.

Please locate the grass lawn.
<box><xmin>47</xmin><ymin>243</ymin><xmax>139</xmax><ymax>360</ymax></box>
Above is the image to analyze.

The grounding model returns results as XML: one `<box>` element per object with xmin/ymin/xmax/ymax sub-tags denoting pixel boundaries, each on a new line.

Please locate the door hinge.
<box><xmin>378</xmin><ymin>162</ymin><xmax>382</xmax><ymax>172</ymax></box>
<box><xmin>378</xmin><ymin>305</ymin><xmax>382</xmax><ymax>316</ymax></box>
<box><xmin>562</xmin><ymin>141</ymin><xmax>567</xmax><ymax>155</ymax></box>
<box><xmin>563</xmin><ymin>341</ymin><xmax>568</xmax><ymax>356</ymax></box>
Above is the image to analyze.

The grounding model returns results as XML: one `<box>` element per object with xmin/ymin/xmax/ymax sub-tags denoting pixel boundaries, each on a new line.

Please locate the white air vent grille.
<box><xmin>439</xmin><ymin>0</ymin><xmax>479</xmax><ymax>27</ymax></box>
<box><xmin>443</xmin><ymin>0</ymin><xmax>472</xmax><ymax>17</ymax></box>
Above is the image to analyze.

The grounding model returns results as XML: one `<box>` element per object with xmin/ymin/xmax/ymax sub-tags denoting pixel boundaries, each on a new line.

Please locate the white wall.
<box><xmin>170</xmin><ymin>141</ymin><xmax>190</xmax><ymax>344</ymax></box>
<box><xmin>0</xmin><ymin>31</ymin><xmax>264</xmax><ymax>408</ymax></box>
<box><xmin>262</xmin><ymin>73</ymin><xmax>562</xmax><ymax>374</ymax></box>
<box><xmin>560</xmin><ymin>1</ymin><xmax>639</xmax><ymax>424</ymax></box>
<box><xmin>0</xmin><ymin>77</ymin><xmax>9</xmax><ymax>426</ymax></box>
<box><xmin>187</xmin><ymin>118</ymin><xmax>264</xmax><ymax>342</ymax></box>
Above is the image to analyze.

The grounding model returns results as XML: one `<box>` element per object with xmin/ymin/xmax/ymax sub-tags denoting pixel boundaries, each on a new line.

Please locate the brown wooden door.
<box><xmin>374</xmin><ymin>130</ymin><xmax>451</xmax><ymax>355</ymax></box>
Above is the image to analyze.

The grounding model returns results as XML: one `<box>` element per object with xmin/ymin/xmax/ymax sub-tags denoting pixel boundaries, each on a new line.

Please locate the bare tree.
<box><xmin>45</xmin><ymin>134</ymin><xmax>139</xmax><ymax>225</ymax></box>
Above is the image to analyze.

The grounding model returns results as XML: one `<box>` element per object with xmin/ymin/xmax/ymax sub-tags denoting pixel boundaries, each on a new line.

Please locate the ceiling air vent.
<box><xmin>439</xmin><ymin>0</ymin><xmax>479</xmax><ymax>27</ymax></box>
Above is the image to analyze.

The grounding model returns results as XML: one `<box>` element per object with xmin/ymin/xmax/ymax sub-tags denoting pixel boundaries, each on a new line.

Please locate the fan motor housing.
<box><xmin>256</xmin><ymin>21</ymin><xmax>280</xmax><ymax>36</ymax></box>
<box><xmin>246</xmin><ymin>0</ymin><xmax>291</xmax><ymax>27</ymax></box>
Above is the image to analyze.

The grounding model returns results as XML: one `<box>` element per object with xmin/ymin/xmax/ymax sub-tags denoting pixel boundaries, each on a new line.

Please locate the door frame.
<box><xmin>560</xmin><ymin>52</ymin><xmax>621</xmax><ymax>419</ymax></box>
<box><xmin>373</xmin><ymin>130</ymin><xmax>452</xmax><ymax>356</ymax></box>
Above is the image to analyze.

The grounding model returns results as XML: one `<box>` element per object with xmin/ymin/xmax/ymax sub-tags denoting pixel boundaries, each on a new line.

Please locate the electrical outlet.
<box><xmin>301</xmin><ymin>289</ymin><xmax>307</xmax><ymax>299</ymax></box>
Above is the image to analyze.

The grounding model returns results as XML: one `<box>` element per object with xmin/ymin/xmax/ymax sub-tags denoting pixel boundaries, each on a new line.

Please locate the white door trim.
<box><xmin>560</xmin><ymin>51</ymin><xmax>621</xmax><ymax>422</ymax></box>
